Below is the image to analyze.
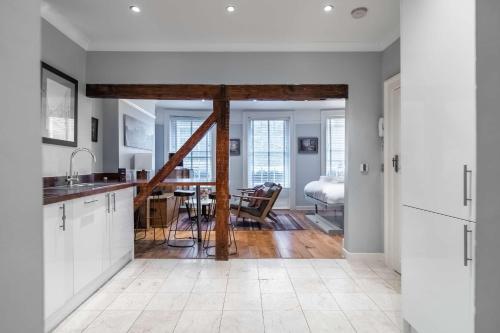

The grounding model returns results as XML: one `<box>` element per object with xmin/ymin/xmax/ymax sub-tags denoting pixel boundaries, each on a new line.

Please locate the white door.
<box><xmin>43</xmin><ymin>202</ymin><xmax>73</xmax><ymax>318</ymax></box>
<box><xmin>401</xmin><ymin>0</ymin><xmax>476</xmax><ymax>222</ymax></box>
<box><xmin>402</xmin><ymin>206</ymin><xmax>474</xmax><ymax>333</ymax></box>
<box><xmin>384</xmin><ymin>74</ymin><xmax>402</xmax><ymax>273</ymax></box>
<box><xmin>73</xmin><ymin>195</ymin><xmax>107</xmax><ymax>293</ymax></box>
<box><xmin>109</xmin><ymin>188</ymin><xmax>134</xmax><ymax>264</ymax></box>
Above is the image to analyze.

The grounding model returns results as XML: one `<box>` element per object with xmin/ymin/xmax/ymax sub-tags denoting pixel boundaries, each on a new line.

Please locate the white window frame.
<box><xmin>321</xmin><ymin>109</ymin><xmax>346</xmax><ymax>178</ymax></box>
<box><xmin>243</xmin><ymin>111</ymin><xmax>295</xmax><ymax>208</ymax></box>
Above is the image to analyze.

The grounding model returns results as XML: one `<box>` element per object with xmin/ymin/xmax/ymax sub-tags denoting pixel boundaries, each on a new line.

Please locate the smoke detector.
<box><xmin>351</xmin><ymin>7</ymin><xmax>368</xmax><ymax>19</ymax></box>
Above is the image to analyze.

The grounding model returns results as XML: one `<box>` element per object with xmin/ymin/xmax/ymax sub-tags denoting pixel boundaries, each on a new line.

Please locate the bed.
<box><xmin>304</xmin><ymin>176</ymin><xmax>344</xmax><ymax>234</ymax></box>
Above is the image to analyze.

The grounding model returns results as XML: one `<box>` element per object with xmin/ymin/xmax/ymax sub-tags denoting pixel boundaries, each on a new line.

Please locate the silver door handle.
<box><xmin>59</xmin><ymin>203</ymin><xmax>66</xmax><ymax>231</ymax></box>
<box><xmin>463</xmin><ymin>165</ymin><xmax>472</xmax><ymax>206</ymax></box>
<box><xmin>112</xmin><ymin>193</ymin><xmax>116</xmax><ymax>212</ymax></box>
<box><xmin>106</xmin><ymin>193</ymin><xmax>111</xmax><ymax>213</ymax></box>
<box><xmin>464</xmin><ymin>225</ymin><xmax>473</xmax><ymax>266</ymax></box>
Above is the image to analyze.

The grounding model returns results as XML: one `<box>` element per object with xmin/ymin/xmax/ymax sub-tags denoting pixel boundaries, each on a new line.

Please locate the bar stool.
<box><xmin>167</xmin><ymin>189</ymin><xmax>196</xmax><ymax>247</ymax></box>
<box><xmin>149</xmin><ymin>189</ymin><xmax>167</xmax><ymax>244</ymax></box>
<box><xmin>203</xmin><ymin>193</ymin><xmax>238</xmax><ymax>255</ymax></box>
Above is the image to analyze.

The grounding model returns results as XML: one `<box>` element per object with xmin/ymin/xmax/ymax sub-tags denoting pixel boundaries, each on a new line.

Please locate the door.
<box><xmin>384</xmin><ymin>74</ymin><xmax>402</xmax><ymax>273</ymax></box>
<box><xmin>109</xmin><ymin>188</ymin><xmax>134</xmax><ymax>264</ymax></box>
<box><xmin>401</xmin><ymin>0</ymin><xmax>476</xmax><ymax>222</ymax></box>
<box><xmin>73</xmin><ymin>195</ymin><xmax>107</xmax><ymax>293</ymax></box>
<box><xmin>402</xmin><ymin>206</ymin><xmax>474</xmax><ymax>333</ymax></box>
<box><xmin>43</xmin><ymin>202</ymin><xmax>73</xmax><ymax>318</ymax></box>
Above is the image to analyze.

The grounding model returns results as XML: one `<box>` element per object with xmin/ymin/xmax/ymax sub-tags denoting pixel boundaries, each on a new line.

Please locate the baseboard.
<box><xmin>294</xmin><ymin>205</ymin><xmax>315</xmax><ymax>211</ymax></box>
<box><xmin>342</xmin><ymin>248</ymin><xmax>384</xmax><ymax>262</ymax></box>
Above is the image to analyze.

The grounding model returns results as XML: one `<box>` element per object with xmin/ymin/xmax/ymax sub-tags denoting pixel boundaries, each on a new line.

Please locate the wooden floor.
<box><xmin>134</xmin><ymin>211</ymin><xmax>344</xmax><ymax>259</ymax></box>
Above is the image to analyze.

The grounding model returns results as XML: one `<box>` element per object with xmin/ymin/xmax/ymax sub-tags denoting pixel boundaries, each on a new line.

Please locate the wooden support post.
<box><xmin>215</xmin><ymin>89</ymin><xmax>230</xmax><ymax>261</ymax></box>
<box><xmin>134</xmin><ymin>111</ymin><xmax>217</xmax><ymax>210</ymax></box>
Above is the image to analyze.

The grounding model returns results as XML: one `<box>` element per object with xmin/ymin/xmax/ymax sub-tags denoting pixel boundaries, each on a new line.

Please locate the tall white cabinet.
<box><xmin>401</xmin><ymin>0</ymin><xmax>476</xmax><ymax>332</ymax></box>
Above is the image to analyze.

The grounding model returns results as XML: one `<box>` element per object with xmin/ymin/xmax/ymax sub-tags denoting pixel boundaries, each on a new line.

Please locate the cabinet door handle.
<box><xmin>112</xmin><ymin>193</ymin><xmax>116</xmax><ymax>212</ymax></box>
<box><xmin>84</xmin><ymin>199</ymin><xmax>98</xmax><ymax>205</ymax></box>
<box><xmin>59</xmin><ymin>203</ymin><xmax>66</xmax><ymax>231</ymax></box>
<box><xmin>463</xmin><ymin>165</ymin><xmax>472</xmax><ymax>206</ymax></box>
<box><xmin>106</xmin><ymin>193</ymin><xmax>111</xmax><ymax>213</ymax></box>
<box><xmin>464</xmin><ymin>224</ymin><xmax>473</xmax><ymax>266</ymax></box>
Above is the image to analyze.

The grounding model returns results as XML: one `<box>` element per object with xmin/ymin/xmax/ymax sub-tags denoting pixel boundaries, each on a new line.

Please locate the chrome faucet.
<box><xmin>67</xmin><ymin>148</ymin><xmax>97</xmax><ymax>186</ymax></box>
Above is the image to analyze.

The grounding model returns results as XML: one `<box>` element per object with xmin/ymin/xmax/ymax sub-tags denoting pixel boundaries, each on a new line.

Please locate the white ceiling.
<box><xmin>154</xmin><ymin>99</ymin><xmax>345</xmax><ymax>111</ymax></box>
<box><xmin>41</xmin><ymin>0</ymin><xmax>399</xmax><ymax>52</ymax></box>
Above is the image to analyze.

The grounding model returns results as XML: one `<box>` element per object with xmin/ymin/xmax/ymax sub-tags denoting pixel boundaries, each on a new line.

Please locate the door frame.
<box><xmin>384</xmin><ymin>73</ymin><xmax>401</xmax><ymax>271</ymax></box>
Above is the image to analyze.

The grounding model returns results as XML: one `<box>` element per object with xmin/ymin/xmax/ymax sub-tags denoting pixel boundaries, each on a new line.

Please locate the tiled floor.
<box><xmin>53</xmin><ymin>258</ymin><xmax>402</xmax><ymax>333</ymax></box>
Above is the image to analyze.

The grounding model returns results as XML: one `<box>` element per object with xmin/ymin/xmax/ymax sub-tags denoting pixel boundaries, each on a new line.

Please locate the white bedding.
<box><xmin>304</xmin><ymin>176</ymin><xmax>344</xmax><ymax>205</ymax></box>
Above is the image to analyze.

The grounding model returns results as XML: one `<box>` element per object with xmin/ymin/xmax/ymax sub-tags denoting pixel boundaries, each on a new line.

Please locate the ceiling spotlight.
<box><xmin>201</xmin><ymin>99</ymin><xmax>206</xmax><ymax>102</ymax></box>
<box><xmin>351</xmin><ymin>7</ymin><xmax>368</xmax><ymax>19</ymax></box>
<box><xmin>226</xmin><ymin>5</ymin><xmax>235</xmax><ymax>13</ymax></box>
<box><xmin>129</xmin><ymin>5</ymin><xmax>141</xmax><ymax>13</ymax></box>
<box><xmin>324</xmin><ymin>5</ymin><xmax>334</xmax><ymax>12</ymax></box>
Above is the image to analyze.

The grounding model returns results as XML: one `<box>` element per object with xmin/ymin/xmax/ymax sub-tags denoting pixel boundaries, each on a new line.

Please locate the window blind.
<box><xmin>325</xmin><ymin>116</ymin><xmax>345</xmax><ymax>180</ymax></box>
<box><xmin>170</xmin><ymin>116</ymin><xmax>213</xmax><ymax>179</ymax></box>
<box><xmin>248</xmin><ymin>119</ymin><xmax>290</xmax><ymax>188</ymax></box>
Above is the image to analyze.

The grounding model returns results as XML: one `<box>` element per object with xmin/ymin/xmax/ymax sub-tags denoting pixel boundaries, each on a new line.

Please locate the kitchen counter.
<box><xmin>43</xmin><ymin>182</ymin><xmax>135</xmax><ymax>205</ymax></box>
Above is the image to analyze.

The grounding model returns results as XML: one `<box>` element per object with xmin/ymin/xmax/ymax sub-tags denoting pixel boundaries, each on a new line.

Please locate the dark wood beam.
<box><xmin>86</xmin><ymin>84</ymin><xmax>348</xmax><ymax>101</ymax></box>
<box><xmin>227</xmin><ymin>84</ymin><xmax>348</xmax><ymax>100</ymax></box>
<box><xmin>215</xmin><ymin>89</ymin><xmax>230</xmax><ymax>261</ymax></box>
<box><xmin>86</xmin><ymin>84</ymin><xmax>221</xmax><ymax>100</ymax></box>
<box><xmin>133</xmin><ymin>111</ymin><xmax>217</xmax><ymax>210</ymax></box>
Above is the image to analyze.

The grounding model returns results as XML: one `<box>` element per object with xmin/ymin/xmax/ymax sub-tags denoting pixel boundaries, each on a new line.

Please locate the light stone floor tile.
<box><xmin>124</xmin><ymin>278</ymin><xmax>165</xmax><ymax>293</ymax></box>
<box><xmin>192</xmin><ymin>278</ymin><xmax>228</xmax><ymax>293</ymax></box>
<box><xmin>53</xmin><ymin>310</ymin><xmax>101</xmax><ymax>333</ymax></box>
<box><xmin>220</xmin><ymin>310</ymin><xmax>264</xmax><ymax>333</ymax></box>
<box><xmin>100</xmin><ymin>277</ymin><xmax>136</xmax><ymax>293</ymax></box>
<box><xmin>323</xmin><ymin>278</ymin><xmax>363</xmax><ymax>294</ymax></box>
<box><xmin>263</xmin><ymin>310</ymin><xmax>310</xmax><ymax>333</ymax></box>
<box><xmin>258</xmin><ymin>267</ymin><xmax>289</xmax><ymax>280</ymax></box>
<box><xmin>146</xmin><ymin>293</ymin><xmax>190</xmax><ymax>311</ymax></box>
<box><xmin>79</xmin><ymin>292</ymin><xmax>121</xmax><ymax>311</ymax></box>
<box><xmin>229</xmin><ymin>267</ymin><xmax>259</xmax><ymax>279</ymax></box>
<box><xmin>173</xmin><ymin>310</ymin><xmax>222</xmax><ymax>333</ymax></box>
<box><xmin>315</xmin><ymin>267</ymin><xmax>350</xmax><ymax>279</ymax></box>
<box><xmin>159</xmin><ymin>277</ymin><xmax>196</xmax><ymax>293</ymax></box>
<box><xmin>258</xmin><ymin>259</ymin><xmax>285</xmax><ymax>268</ymax></box>
<box><xmin>309</xmin><ymin>259</ymin><xmax>340</xmax><ymax>269</ymax></box>
<box><xmin>304</xmin><ymin>310</ymin><xmax>355</xmax><ymax>333</ymax></box>
<box><xmin>384</xmin><ymin>311</ymin><xmax>403</xmax><ymax>329</ymax></box>
<box><xmin>355</xmin><ymin>278</ymin><xmax>397</xmax><ymax>294</ymax></box>
<box><xmin>262</xmin><ymin>292</ymin><xmax>301</xmax><ymax>311</ymax></box>
<box><xmin>286</xmin><ymin>267</ymin><xmax>318</xmax><ymax>279</ymax></box>
<box><xmin>283</xmin><ymin>259</ymin><xmax>313</xmax><ymax>268</ymax></box>
<box><xmin>199</xmin><ymin>267</ymin><xmax>230</xmax><ymax>279</ymax></box>
<box><xmin>333</xmin><ymin>293</ymin><xmax>379</xmax><ymax>311</ymax></box>
<box><xmin>296</xmin><ymin>293</ymin><xmax>339</xmax><ymax>310</ymax></box>
<box><xmin>367</xmin><ymin>293</ymin><xmax>402</xmax><ymax>311</ymax></box>
<box><xmin>344</xmin><ymin>310</ymin><xmax>400</xmax><ymax>333</ymax></box>
<box><xmin>224</xmin><ymin>292</ymin><xmax>262</xmax><ymax>310</ymax></box>
<box><xmin>372</xmin><ymin>268</ymin><xmax>401</xmax><ymax>280</ymax></box>
<box><xmin>260</xmin><ymin>279</ymin><xmax>294</xmax><ymax>293</ymax></box>
<box><xmin>107</xmin><ymin>293</ymin><xmax>155</xmax><ymax>311</ymax></box>
<box><xmin>83</xmin><ymin>310</ymin><xmax>141</xmax><ymax>333</ymax></box>
<box><xmin>136</xmin><ymin>268</ymin><xmax>172</xmax><ymax>279</ymax></box>
<box><xmin>185</xmin><ymin>292</ymin><xmax>225</xmax><ymax>310</ymax></box>
<box><xmin>385</xmin><ymin>279</ymin><xmax>402</xmax><ymax>293</ymax></box>
<box><xmin>128</xmin><ymin>310</ymin><xmax>181</xmax><ymax>333</ymax></box>
<box><xmin>291</xmin><ymin>277</ymin><xmax>329</xmax><ymax>293</ymax></box>
<box><xmin>226</xmin><ymin>278</ymin><xmax>260</xmax><ymax>293</ymax></box>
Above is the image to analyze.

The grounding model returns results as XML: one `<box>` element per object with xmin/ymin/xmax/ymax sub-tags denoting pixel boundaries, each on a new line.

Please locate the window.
<box><xmin>170</xmin><ymin>116</ymin><xmax>213</xmax><ymax>179</ymax></box>
<box><xmin>325</xmin><ymin>116</ymin><xmax>345</xmax><ymax>180</ymax></box>
<box><xmin>248</xmin><ymin>119</ymin><xmax>290</xmax><ymax>188</ymax></box>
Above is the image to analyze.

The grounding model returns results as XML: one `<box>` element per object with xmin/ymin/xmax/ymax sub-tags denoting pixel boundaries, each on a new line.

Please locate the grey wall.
<box><xmin>382</xmin><ymin>39</ymin><xmax>401</xmax><ymax>80</ymax></box>
<box><xmin>41</xmin><ymin>19</ymin><xmax>104</xmax><ymax>176</ymax></box>
<box><xmin>0</xmin><ymin>1</ymin><xmax>43</xmax><ymax>332</ymax></box>
<box><xmin>109</xmin><ymin>51</ymin><xmax>385</xmax><ymax>252</ymax></box>
<box><xmin>475</xmin><ymin>0</ymin><xmax>500</xmax><ymax>330</ymax></box>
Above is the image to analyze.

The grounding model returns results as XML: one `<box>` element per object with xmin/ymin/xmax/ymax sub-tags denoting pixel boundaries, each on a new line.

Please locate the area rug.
<box><xmin>178</xmin><ymin>213</ymin><xmax>308</xmax><ymax>231</ymax></box>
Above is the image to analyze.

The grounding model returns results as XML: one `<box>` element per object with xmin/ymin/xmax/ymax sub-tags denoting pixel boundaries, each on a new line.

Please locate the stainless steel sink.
<box><xmin>45</xmin><ymin>182</ymin><xmax>113</xmax><ymax>190</ymax></box>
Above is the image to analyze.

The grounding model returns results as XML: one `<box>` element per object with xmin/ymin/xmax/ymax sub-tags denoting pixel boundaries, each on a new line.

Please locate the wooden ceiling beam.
<box><xmin>86</xmin><ymin>84</ymin><xmax>221</xmax><ymax>100</ymax></box>
<box><xmin>226</xmin><ymin>84</ymin><xmax>348</xmax><ymax>100</ymax></box>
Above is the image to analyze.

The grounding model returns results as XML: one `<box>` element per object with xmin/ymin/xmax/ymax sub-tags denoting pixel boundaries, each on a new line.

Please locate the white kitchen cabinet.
<box><xmin>401</xmin><ymin>0</ymin><xmax>476</xmax><ymax>222</ymax></box>
<box><xmin>108</xmin><ymin>188</ymin><xmax>134</xmax><ymax>265</ymax></box>
<box><xmin>72</xmin><ymin>195</ymin><xmax>107</xmax><ymax>293</ymax></box>
<box><xmin>43</xmin><ymin>201</ymin><xmax>74</xmax><ymax>318</ymax></box>
<box><xmin>402</xmin><ymin>206</ymin><xmax>474</xmax><ymax>333</ymax></box>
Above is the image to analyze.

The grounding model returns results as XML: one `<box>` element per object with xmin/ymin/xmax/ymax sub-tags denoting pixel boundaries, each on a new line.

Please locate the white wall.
<box><xmin>0</xmin><ymin>1</ymin><xmax>43</xmax><ymax>332</ymax></box>
<box><xmin>41</xmin><ymin>19</ymin><xmax>104</xmax><ymax>177</ymax></box>
<box><xmin>89</xmin><ymin>51</ymin><xmax>383</xmax><ymax>253</ymax></box>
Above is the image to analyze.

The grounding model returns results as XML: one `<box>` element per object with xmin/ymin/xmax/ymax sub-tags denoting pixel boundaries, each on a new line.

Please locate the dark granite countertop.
<box><xmin>43</xmin><ymin>182</ymin><xmax>136</xmax><ymax>205</ymax></box>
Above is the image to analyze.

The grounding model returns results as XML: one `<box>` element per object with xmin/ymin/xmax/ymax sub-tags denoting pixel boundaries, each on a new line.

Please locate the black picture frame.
<box><xmin>91</xmin><ymin>117</ymin><xmax>99</xmax><ymax>142</ymax></box>
<box><xmin>41</xmin><ymin>62</ymin><xmax>78</xmax><ymax>147</ymax></box>
<box><xmin>298</xmin><ymin>137</ymin><xmax>319</xmax><ymax>154</ymax></box>
<box><xmin>230</xmin><ymin>138</ymin><xmax>241</xmax><ymax>156</ymax></box>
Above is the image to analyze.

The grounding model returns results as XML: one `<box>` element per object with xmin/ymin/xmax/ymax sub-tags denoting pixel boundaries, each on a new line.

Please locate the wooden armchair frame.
<box><xmin>230</xmin><ymin>185</ymin><xmax>282</xmax><ymax>225</ymax></box>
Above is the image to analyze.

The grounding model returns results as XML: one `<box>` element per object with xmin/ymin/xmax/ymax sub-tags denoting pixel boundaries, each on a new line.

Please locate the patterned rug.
<box><xmin>178</xmin><ymin>213</ymin><xmax>308</xmax><ymax>231</ymax></box>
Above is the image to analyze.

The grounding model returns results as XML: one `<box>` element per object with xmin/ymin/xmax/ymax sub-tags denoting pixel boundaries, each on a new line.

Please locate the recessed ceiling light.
<box><xmin>324</xmin><ymin>5</ymin><xmax>334</xmax><ymax>12</ymax></box>
<box><xmin>351</xmin><ymin>7</ymin><xmax>368</xmax><ymax>19</ymax></box>
<box><xmin>129</xmin><ymin>5</ymin><xmax>141</xmax><ymax>13</ymax></box>
<box><xmin>201</xmin><ymin>99</ymin><xmax>206</xmax><ymax>102</ymax></box>
<box><xmin>226</xmin><ymin>5</ymin><xmax>235</xmax><ymax>13</ymax></box>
